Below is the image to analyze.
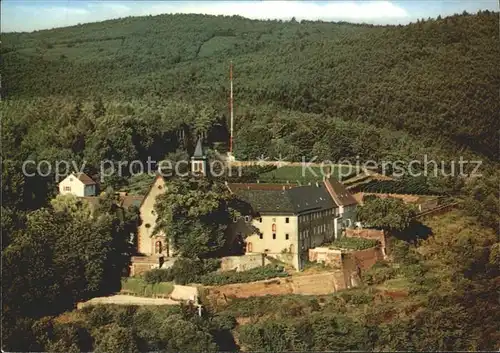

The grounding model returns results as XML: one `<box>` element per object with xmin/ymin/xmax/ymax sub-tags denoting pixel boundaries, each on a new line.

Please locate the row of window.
<box><xmin>234</xmin><ymin>216</ymin><xmax>291</xmax><ymax>224</ymax></box>
<box><xmin>258</xmin><ymin>233</ymin><xmax>290</xmax><ymax>240</ymax></box>
<box><xmin>299</xmin><ymin>209</ymin><xmax>337</xmax><ymax>223</ymax></box>
<box><xmin>299</xmin><ymin>223</ymin><xmax>330</xmax><ymax>239</ymax></box>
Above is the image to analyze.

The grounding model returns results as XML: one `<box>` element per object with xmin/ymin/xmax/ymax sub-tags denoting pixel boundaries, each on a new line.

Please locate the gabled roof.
<box><xmin>226</xmin><ymin>183</ymin><xmax>297</xmax><ymax>193</ymax></box>
<box><xmin>325</xmin><ymin>177</ymin><xmax>358</xmax><ymax>206</ymax></box>
<box><xmin>234</xmin><ymin>189</ymin><xmax>296</xmax><ymax>214</ymax></box>
<box><xmin>287</xmin><ymin>184</ymin><xmax>335</xmax><ymax>214</ymax></box>
<box><xmin>230</xmin><ymin>183</ymin><xmax>334</xmax><ymax>215</ymax></box>
<box><xmin>74</xmin><ymin>172</ymin><xmax>96</xmax><ymax>185</ymax></box>
<box><xmin>192</xmin><ymin>138</ymin><xmax>206</xmax><ymax>159</ymax></box>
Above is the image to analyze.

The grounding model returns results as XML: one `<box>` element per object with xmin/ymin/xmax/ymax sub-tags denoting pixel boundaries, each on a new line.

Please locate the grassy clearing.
<box><xmin>258</xmin><ymin>165</ymin><xmax>358</xmax><ymax>183</ymax></box>
<box><xmin>120</xmin><ymin>277</ymin><xmax>174</xmax><ymax>297</ymax></box>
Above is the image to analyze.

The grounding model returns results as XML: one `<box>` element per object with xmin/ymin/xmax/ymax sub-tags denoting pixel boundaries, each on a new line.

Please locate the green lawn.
<box><xmin>258</xmin><ymin>165</ymin><xmax>359</xmax><ymax>183</ymax></box>
<box><xmin>121</xmin><ymin>278</ymin><xmax>174</xmax><ymax>297</ymax></box>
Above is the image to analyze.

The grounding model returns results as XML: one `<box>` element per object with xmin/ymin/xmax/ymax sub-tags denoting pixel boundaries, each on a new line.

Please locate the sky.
<box><xmin>2</xmin><ymin>0</ymin><xmax>498</xmax><ymax>33</ymax></box>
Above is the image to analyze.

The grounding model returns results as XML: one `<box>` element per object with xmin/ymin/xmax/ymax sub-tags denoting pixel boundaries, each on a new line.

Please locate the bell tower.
<box><xmin>191</xmin><ymin>138</ymin><xmax>207</xmax><ymax>176</ymax></box>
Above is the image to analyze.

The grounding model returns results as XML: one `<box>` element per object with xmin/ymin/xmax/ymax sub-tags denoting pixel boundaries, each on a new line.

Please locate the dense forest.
<box><xmin>2</xmin><ymin>10</ymin><xmax>499</xmax><ymax>352</ymax></box>
<box><xmin>2</xmin><ymin>11</ymin><xmax>499</xmax><ymax>210</ymax></box>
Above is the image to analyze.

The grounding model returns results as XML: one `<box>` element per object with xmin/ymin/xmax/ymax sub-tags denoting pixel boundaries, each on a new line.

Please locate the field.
<box><xmin>258</xmin><ymin>165</ymin><xmax>359</xmax><ymax>183</ymax></box>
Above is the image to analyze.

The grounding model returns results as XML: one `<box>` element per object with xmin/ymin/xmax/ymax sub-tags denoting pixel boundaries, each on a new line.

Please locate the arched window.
<box><xmin>246</xmin><ymin>242</ymin><xmax>253</xmax><ymax>253</ymax></box>
<box><xmin>155</xmin><ymin>241</ymin><xmax>163</xmax><ymax>254</ymax></box>
<box><xmin>289</xmin><ymin>244</ymin><xmax>295</xmax><ymax>253</ymax></box>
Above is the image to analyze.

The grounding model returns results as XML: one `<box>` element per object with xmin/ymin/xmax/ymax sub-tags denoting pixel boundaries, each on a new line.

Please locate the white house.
<box><xmin>323</xmin><ymin>176</ymin><xmax>358</xmax><ymax>237</ymax></box>
<box><xmin>58</xmin><ymin>172</ymin><xmax>97</xmax><ymax>197</ymax></box>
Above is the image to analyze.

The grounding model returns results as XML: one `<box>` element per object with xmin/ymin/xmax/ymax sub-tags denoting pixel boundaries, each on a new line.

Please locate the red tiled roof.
<box><xmin>76</xmin><ymin>172</ymin><xmax>96</xmax><ymax>185</ymax></box>
<box><xmin>325</xmin><ymin>177</ymin><xmax>358</xmax><ymax>206</ymax></box>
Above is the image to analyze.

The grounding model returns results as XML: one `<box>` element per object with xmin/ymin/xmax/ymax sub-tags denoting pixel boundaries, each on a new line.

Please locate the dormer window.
<box><xmin>244</xmin><ymin>215</ymin><xmax>251</xmax><ymax>223</ymax></box>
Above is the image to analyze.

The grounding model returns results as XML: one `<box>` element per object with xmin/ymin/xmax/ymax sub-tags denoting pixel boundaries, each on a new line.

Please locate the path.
<box><xmin>76</xmin><ymin>294</ymin><xmax>179</xmax><ymax>309</ymax></box>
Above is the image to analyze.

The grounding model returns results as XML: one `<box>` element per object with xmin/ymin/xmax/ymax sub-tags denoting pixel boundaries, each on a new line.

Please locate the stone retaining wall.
<box><xmin>203</xmin><ymin>271</ymin><xmax>346</xmax><ymax>306</ymax></box>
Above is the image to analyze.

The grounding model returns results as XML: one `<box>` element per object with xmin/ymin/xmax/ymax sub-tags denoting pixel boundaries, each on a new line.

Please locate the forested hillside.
<box><xmin>2</xmin><ymin>10</ymin><xmax>500</xmax><ymax>352</ymax></box>
<box><xmin>3</xmin><ymin>10</ymin><xmax>499</xmax><ymax>166</ymax></box>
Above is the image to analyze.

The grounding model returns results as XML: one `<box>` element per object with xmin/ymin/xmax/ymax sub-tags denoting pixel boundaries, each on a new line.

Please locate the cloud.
<box><xmin>150</xmin><ymin>1</ymin><xmax>409</xmax><ymax>21</ymax></box>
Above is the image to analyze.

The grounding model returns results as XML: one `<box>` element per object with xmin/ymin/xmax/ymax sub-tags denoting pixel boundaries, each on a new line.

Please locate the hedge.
<box><xmin>121</xmin><ymin>278</ymin><xmax>174</xmax><ymax>297</ymax></box>
<box><xmin>197</xmin><ymin>264</ymin><xmax>288</xmax><ymax>286</ymax></box>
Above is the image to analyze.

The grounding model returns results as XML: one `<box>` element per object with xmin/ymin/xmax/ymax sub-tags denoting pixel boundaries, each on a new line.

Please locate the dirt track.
<box><xmin>76</xmin><ymin>295</ymin><xmax>179</xmax><ymax>309</ymax></box>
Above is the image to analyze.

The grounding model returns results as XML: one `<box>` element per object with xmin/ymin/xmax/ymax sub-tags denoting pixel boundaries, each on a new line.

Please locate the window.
<box><xmin>272</xmin><ymin>218</ymin><xmax>276</xmax><ymax>222</ymax></box>
<box><xmin>259</xmin><ymin>234</ymin><xmax>263</xmax><ymax>239</ymax></box>
<box><xmin>245</xmin><ymin>215</ymin><xmax>250</xmax><ymax>223</ymax></box>
<box><xmin>285</xmin><ymin>233</ymin><xmax>289</xmax><ymax>240</ymax></box>
<box><xmin>272</xmin><ymin>233</ymin><xmax>276</xmax><ymax>239</ymax></box>
<box><xmin>69</xmin><ymin>177</ymin><xmax>74</xmax><ymax>182</ymax></box>
<box><xmin>155</xmin><ymin>241</ymin><xmax>162</xmax><ymax>254</ymax></box>
<box><xmin>285</xmin><ymin>217</ymin><xmax>289</xmax><ymax>223</ymax></box>
<box><xmin>259</xmin><ymin>217</ymin><xmax>262</xmax><ymax>223</ymax></box>
<box><xmin>63</xmin><ymin>186</ymin><xmax>71</xmax><ymax>191</ymax></box>
<box><xmin>247</xmin><ymin>242</ymin><xmax>253</xmax><ymax>252</ymax></box>
<box><xmin>233</xmin><ymin>217</ymin><xmax>238</xmax><ymax>223</ymax></box>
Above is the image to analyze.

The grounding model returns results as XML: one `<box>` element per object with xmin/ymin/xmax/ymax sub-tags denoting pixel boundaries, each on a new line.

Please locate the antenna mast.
<box><xmin>229</xmin><ymin>61</ymin><xmax>234</xmax><ymax>155</ymax></box>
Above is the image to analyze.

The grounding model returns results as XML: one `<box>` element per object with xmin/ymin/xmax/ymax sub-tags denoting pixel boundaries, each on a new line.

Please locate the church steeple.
<box><xmin>191</xmin><ymin>138</ymin><xmax>207</xmax><ymax>176</ymax></box>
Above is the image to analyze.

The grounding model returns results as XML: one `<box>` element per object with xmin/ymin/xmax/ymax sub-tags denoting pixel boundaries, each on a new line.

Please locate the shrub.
<box><xmin>338</xmin><ymin>289</ymin><xmax>375</xmax><ymax>305</ymax></box>
<box><xmin>170</xmin><ymin>258</ymin><xmax>218</xmax><ymax>285</ymax></box>
<box><xmin>211</xmin><ymin>314</ymin><xmax>237</xmax><ymax>331</ymax></box>
<box><xmin>144</xmin><ymin>269</ymin><xmax>174</xmax><ymax>284</ymax></box>
<box><xmin>197</xmin><ymin>264</ymin><xmax>288</xmax><ymax>286</ymax></box>
<box><xmin>362</xmin><ymin>261</ymin><xmax>398</xmax><ymax>285</ymax></box>
<box><xmin>94</xmin><ymin>324</ymin><xmax>139</xmax><ymax>353</ymax></box>
<box><xmin>86</xmin><ymin>305</ymin><xmax>114</xmax><ymax>327</ymax></box>
<box><xmin>142</xmin><ymin>258</ymin><xmax>221</xmax><ymax>285</ymax></box>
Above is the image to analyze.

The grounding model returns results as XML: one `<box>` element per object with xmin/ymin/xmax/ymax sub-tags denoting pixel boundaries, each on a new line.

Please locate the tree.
<box><xmin>357</xmin><ymin>197</ymin><xmax>417</xmax><ymax>232</ymax></box>
<box><xmin>154</xmin><ymin>177</ymin><xmax>239</xmax><ymax>258</ymax></box>
<box><xmin>95</xmin><ymin>324</ymin><xmax>139</xmax><ymax>353</ymax></box>
<box><xmin>463</xmin><ymin>171</ymin><xmax>500</xmax><ymax>230</ymax></box>
<box><xmin>50</xmin><ymin>194</ymin><xmax>92</xmax><ymax>218</ymax></box>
